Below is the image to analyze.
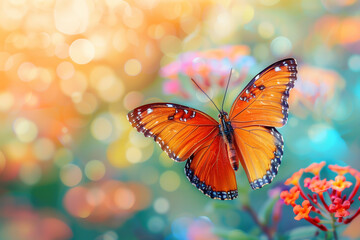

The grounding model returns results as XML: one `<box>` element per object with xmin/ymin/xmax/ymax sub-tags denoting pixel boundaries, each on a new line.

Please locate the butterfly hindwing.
<box><xmin>185</xmin><ymin>134</ymin><xmax>238</xmax><ymax>200</ymax></box>
<box><xmin>233</xmin><ymin>126</ymin><xmax>283</xmax><ymax>189</ymax></box>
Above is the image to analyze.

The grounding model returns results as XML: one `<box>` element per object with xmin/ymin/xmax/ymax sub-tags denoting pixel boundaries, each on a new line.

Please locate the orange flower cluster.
<box><xmin>280</xmin><ymin>162</ymin><xmax>360</xmax><ymax>232</ymax></box>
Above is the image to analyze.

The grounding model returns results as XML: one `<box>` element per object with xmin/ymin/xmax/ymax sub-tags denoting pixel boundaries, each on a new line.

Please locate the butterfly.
<box><xmin>127</xmin><ymin>58</ymin><xmax>297</xmax><ymax>200</ymax></box>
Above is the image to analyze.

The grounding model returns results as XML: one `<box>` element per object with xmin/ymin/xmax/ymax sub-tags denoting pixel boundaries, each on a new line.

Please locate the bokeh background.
<box><xmin>0</xmin><ymin>0</ymin><xmax>359</xmax><ymax>239</ymax></box>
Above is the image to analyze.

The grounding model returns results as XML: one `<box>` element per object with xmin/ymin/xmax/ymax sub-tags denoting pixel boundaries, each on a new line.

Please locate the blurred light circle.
<box><xmin>90</xmin><ymin>66</ymin><xmax>124</xmax><ymax>103</ymax></box>
<box><xmin>122</xmin><ymin>7</ymin><xmax>144</xmax><ymax>29</ymax></box>
<box><xmin>85</xmin><ymin>160</ymin><xmax>106</xmax><ymax>181</ymax></box>
<box><xmin>147</xmin><ymin>216</ymin><xmax>165</xmax><ymax>233</ymax></box>
<box><xmin>18</xmin><ymin>62</ymin><xmax>38</xmax><ymax>82</ymax></box>
<box><xmin>153</xmin><ymin>197</ymin><xmax>170</xmax><ymax>214</ymax></box>
<box><xmin>64</xmin><ymin>186</ymin><xmax>93</xmax><ymax>218</ymax></box>
<box><xmin>159</xmin><ymin>171</ymin><xmax>180</xmax><ymax>192</ymax></box>
<box><xmin>4</xmin><ymin>140</ymin><xmax>28</xmax><ymax>160</ymax></box>
<box><xmin>54</xmin><ymin>148</ymin><xmax>73</xmax><ymax>167</ymax></box>
<box><xmin>97</xmin><ymin>76</ymin><xmax>124</xmax><ymax>102</ymax></box>
<box><xmin>60</xmin><ymin>71</ymin><xmax>88</xmax><ymax>96</ymax></box>
<box><xmin>33</xmin><ymin>138</ymin><xmax>56</xmax><ymax>161</ymax></box>
<box><xmin>147</xmin><ymin>24</ymin><xmax>165</xmax><ymax>40</ymax></box>
<box><xmin>60</xmin><ymin>164</ymin><xmax>82</xmax><ymax>187</ymax></box>
<box><xmin>0</xmin><ymin>92</ymin><xmax>14</xmax><ymax>112</ymax></box>
<box><xmin>69</xmin><ymin>39</ymin><xmax>95</xmax><ymax>64</ymax></box>
<box><xmin>86</xmin><ymin>187</ymin><xmax>105</xmax><ymax>206</ymax></box>
<box><xmin>270</xmin><ymin>36</ymin><xmax>292</xmax><ymax>57</ymax></box>
<box><xmin>19</xmin><ymin>162</ymin><xmax>42</xmax><ymax>185</ymax></box>
<box><xmin>107</xmin><ymin>140</ymin><xmax>132</xmax><ymax>168</ymax></box>
<box><xmin>124</xmin><ymin>59</ymin><xmax>142</xmax><ymax>76</ymax></box>
<box><xmin>348</xmin><ymin>55</ymin><xmax>360</xmax><ymax>72</ymax></box>
<box><xmin>126</xmin><ymin>146</ymin><xmax>142</xmax><ymax>163</ymax></box>
<box><xmin>180</xmin><ymin>16</ymin><xmax>199</xmax><ymax>34</ymax></box>
<box><xmin>114</xmin><ymin>187</ymin><xmax>135</xmax><ymax>210</ymax></box>
<box><xmin>258</xmin><ymin>22</ymin><xmax>274</xmax><ymax>39</ymax></box>
<box><xmin>123</xmin><ymin>91</ymin><xmax>144</xmax><ymax>111</ymax></box>
<box><xmin>101</xmin><ymin>231</ymin><xmax>118</xmax><ymax>240</ymax></box>
<box><xmin>234</xmin><ymin>5</ymin><xmax>254</xmax><ymax>24</ymax></box>
<box><xmin>75</xmin><ymin>92</ymin><xmax>98</xmax><ymax>115</ymax></box>
<box><xmin>13</xmin><ymin>118</ymin><xmax>38</xmax><ymax>143</ymax></box>
<box><xmin>57</xmin><ymin>61</ymin><xmax>75</xmax><ymax>80</ymax></box>
<box><xmin>54</xmin><ymin>0</ymin><xmax>89</xmax><ymax>35</ymax></box>
<box><xmin>91</xmin><ymin>116</ymin><xmax>113</xmax><ymax>141</ymax></box>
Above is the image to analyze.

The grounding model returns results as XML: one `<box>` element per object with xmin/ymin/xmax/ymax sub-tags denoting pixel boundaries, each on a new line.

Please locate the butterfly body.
<box><xmin>218</xmin><ymin>112</ymin><xmax>239</xmax><ymax>171</ymax></box>
<box><xmin>127</xmin><ymin>58</ymin><xmax>297</xmax><ymax>200</ymax></box>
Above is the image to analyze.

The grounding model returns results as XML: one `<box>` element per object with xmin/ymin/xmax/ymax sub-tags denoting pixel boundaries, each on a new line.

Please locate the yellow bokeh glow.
<box><xmin>13</xmin><ymin>118</ymin><xmax>38</xmax><ymax>143</ymax></box>
<box><xmin>60</xmin><ymin>164</ymin><xmax>82</xmax><ymax>187</ymax></box>
<box><xmin>33</xmin><ymin>138</ymin><xmax>56</xmax><ymax>161</ymax></box>
<box><xmin>91</xmin><ymin>116</ymin><xmax>113</xmax><ymax>141</ymax></box>
<box><xmin>0</xmin><ymin>92</ymin><xmax>14</xmax><ymax>112</ymax></box>
<box><xmin>159</xmin><ymin>170</ymin><xmax>180</xmax><ymax>192</ymax></box>
<box><xmin>69</xmin><ymin>39</ymin><xmax>95</xmax><ymax>64</ymax></box>
<box><xmin>124</xmin><ymin>59</ymin><xmax>142</xmax><ymax>76</ymax></box>
<box><xmin>85</xmin><ymin>160</ymin><xmax>106</xmax><ymax>181</ymax></box>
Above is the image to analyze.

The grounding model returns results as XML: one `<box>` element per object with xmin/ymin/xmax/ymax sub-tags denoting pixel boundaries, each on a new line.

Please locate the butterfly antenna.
<box><xmin>190</xmin><ymin>78</ymin><xmax>221</xmax><ymax>114</ymax></box>
<box><xmin>221</xmin><ymin>68</ymin><xmax>232</xmax><ymax>112</ymax></box>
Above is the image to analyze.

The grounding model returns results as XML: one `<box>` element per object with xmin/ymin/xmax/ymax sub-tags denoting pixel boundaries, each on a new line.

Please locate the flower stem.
<box><xmin>331</xmin><ymin>214</ymin><xmax>338</xmax><ymax>240</ymax></box>
<box><xmin>243</xmin><ymin>204</ymin><xmax>273</xmax><ymax>240</ymax></box>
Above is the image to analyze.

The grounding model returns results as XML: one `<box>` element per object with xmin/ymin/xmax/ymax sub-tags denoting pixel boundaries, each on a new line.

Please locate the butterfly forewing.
<box><xmin>127</xmin><ymin>103</ymin><xmax>219</xmax><ymax>162</ymax></box>
<box><xmin>229</xmin><ymin>58</ymin><xmax>297</xmax><ymax>189</ymax></box>
<box><xmin>229</xmin><ymin>58</ymin><xmax>297</xmax><ymax>127</ymax></box>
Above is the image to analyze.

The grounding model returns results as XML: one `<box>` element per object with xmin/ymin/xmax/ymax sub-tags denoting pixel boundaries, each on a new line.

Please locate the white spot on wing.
<box><xmin>275</xmin><ymin>66</ymin><xmax>281</xmax><ymax>72</ymax></box>
<box><xmin>147</xmin><ymin>108</ymin><xmax>153</xmax><ymax>114</ymax></box>
<box><xmin>167</xmin><ymin>104</ymin><xmax>174</xmax><ymax>107</ymax></box>
<box><xmin>255</xmin><ymin>75</ymin><xmax>259</xmax><ymax>80</ymax></box>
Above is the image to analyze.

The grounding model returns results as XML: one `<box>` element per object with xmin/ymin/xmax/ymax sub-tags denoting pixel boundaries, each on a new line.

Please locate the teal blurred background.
<box><xmin>0</xmin><ymin>0</ymin><xmax>359</xmax><ymax>239</ymax></box>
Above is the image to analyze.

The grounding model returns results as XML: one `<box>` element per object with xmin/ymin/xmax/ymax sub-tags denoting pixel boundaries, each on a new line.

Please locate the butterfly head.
<box><xmin>218</xmin><ymin>111</ymin><xmax>229</xmax><ymax>120</ymax></box>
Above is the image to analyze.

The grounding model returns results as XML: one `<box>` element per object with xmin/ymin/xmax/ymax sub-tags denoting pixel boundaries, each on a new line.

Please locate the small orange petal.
<box><xmin>304</xmin><ymin>161</ymin><xmax>326</xmax><ymax>176</ymax></box>
<box><xmin>285</xmin><ymin>169</ymin><xmax>304</xmax><ymax>186</ymax></box>
<box><xmin>328</xmin><ymin>165</ymin><xmax>350</xmax><ymax>176</ymax></box>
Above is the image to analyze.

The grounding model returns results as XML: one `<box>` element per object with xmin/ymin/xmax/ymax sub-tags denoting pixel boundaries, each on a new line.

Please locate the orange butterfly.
<box><xmin>127</xmin><ymin>59</ymin><xmax>297</xmax><ymax>200</ymax></box>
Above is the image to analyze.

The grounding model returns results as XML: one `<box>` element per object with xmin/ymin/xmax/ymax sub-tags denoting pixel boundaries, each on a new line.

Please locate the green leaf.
<box><xmin>286</xmin><ymin>226</ymin><xmax>318</xmax><ymax>239</ymax></box>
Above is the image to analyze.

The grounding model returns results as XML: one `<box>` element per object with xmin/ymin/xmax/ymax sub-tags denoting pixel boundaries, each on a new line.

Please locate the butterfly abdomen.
<box><xmin>219</xmin><ymin>116</ymin><xmax>239</xmax><ymax>171</ymax></box>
